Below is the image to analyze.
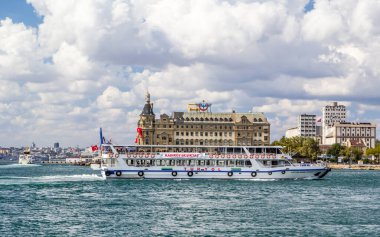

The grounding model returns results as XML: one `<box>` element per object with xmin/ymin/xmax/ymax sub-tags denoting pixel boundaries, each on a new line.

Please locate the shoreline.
<box><xmin>328</xmin><ymin>164</ymin><xmax>380</xmax><ymax>170</ymax></box>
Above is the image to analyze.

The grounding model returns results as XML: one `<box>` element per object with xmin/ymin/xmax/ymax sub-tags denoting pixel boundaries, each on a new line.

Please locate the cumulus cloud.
<box><xmin>0</xmin><ymin>0</ymin><xmax>379</xmax><ymax>146</ymax></box>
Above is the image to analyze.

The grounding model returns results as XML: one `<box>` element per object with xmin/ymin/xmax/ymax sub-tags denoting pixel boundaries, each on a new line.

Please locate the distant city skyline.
<box><xmin>0</xmin><ymin>0</ymin><xmax>380</xmax><ymax>147</ymax></box>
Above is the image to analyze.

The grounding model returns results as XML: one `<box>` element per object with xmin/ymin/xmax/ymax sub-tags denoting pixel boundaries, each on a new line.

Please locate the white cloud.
<box><xmin>0</xmin><ymin>0</ymin><xmax>379</xmax><ymax>146</ymax></box>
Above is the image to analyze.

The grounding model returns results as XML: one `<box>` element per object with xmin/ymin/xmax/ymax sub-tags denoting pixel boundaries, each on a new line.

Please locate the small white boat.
<box><xmin>99</xmin><ymin>144</ymin><xmax>331</xmax><ymax>180</ymax></box>
<box><xmin>19</xmin><ymin>150</ymin><xmax>33</xmax><ymax>165</ymax></box>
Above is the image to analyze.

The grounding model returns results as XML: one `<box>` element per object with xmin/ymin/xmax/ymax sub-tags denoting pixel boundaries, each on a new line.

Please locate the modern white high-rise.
<box><xmin>285</xmin><ymin>114</ymin><xmax>317</xmax><ymax>138</ymax></box>
<box><xmin>322</xmin><ymin>102</ymin><xmax>346</xmax><ymax>144</ymax></box>
<box><xmin>299</xmin><ymin>114</ymin><xmax>317</xmax><ymax>137</ymax></box>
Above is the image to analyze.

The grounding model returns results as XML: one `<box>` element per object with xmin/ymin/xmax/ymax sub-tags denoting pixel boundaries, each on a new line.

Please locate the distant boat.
<box><xmin>19</xmin><ymin>149</ymin><xmax>33</xmax><ymax>165</ymax></box>
<box><xmin>19</xmin><ymin>149</ymin><xmax>49</xmax><ymax>165</ymax></box>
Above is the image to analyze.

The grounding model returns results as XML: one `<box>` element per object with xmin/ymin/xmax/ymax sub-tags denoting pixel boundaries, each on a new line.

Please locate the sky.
<box><xmin>0</xmin><ymin>0</ymin><xmax>380</xmax><ymax>147</ymax></box>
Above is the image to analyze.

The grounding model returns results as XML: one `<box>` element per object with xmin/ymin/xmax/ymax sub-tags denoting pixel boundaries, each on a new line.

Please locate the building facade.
<box><xmin>285</xmin><ymin>114</ymin><xmax>318</xmax><ymax>139</ymax></box>
<box><xmin>322</xmin><ymin>102</ymin><xmax>346</xmax><ymax>144</ymax></box>
<box><xmin>324</xmin><ymin>122</ymin><xmax>376</xmax><ymax>148</ymax></box>
<box><xmin>137</xmin><ymin>93</ymin><xmax>271</xmax><ymax>146</ymax></box>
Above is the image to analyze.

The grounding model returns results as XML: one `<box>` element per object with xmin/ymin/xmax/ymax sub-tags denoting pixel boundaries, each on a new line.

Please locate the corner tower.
<box><xmin>137</xmin><ymin>92</ymin><xmax>155</xmax><ymax>144</ymax></box>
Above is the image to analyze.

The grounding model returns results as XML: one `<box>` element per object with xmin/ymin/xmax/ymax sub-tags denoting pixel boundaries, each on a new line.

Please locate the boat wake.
<box><xmin>0</xmin><ymin>164</ymin><xmax>41</xmax><ymax>169</ymax></box>
<box><xmin>0</xmin><ymin>174</ymin><xmax>105</xmax><ymax>185</ymax></box>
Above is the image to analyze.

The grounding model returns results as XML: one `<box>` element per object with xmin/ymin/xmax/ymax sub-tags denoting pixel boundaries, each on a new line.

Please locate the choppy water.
<box><xmin>0</xmin><ymin>165</ymin><xmax>379</xmax><ymax>236</ymax></box>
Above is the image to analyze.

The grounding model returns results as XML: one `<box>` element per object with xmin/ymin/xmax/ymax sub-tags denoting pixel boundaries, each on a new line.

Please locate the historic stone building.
<box><xmin>137</xmin><ymin>93</ymin><xmax>271</xmax><ymax>146</ymax></box>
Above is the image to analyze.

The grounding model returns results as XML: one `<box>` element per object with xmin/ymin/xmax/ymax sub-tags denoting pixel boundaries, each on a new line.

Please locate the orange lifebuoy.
<box><xmin>227</xmin><ymin>154</ymin><xmax>231</xmax><ymax>158</ymax></box>
<box><xmin>254</xmin><ymin>154</ymin><xmax>259</xmax><ymax>159</ymax></box>
<box><xmin>249</xmin><ymin>154</ymin><xmax>254</xmax><ymax>159</ymax></box>
<box><xmin>232</xmin><ymin>154</ymin><xmax>237</xmax><ymax>158</ymax></box>
<box><xmin>238</xmin><ymin>154</ymin><xmax>242</xmax><ymax>158</ymax></box>
<box><xmin>244</xmin><ymin>155</ymin><xmax>248</xmax><ymax>159</ymax></box>
<box><xmin>145</xmin><ymin>154</ymin><xmax>149</xmax><ymax>158</ymax></box>
<box><xmin>151</xmin><ymin>154</ymin><xmax>155</xmax><ymax>158</ymax></box>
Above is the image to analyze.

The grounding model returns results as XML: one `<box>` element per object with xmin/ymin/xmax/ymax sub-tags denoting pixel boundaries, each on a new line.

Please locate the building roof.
<box><xmin>140</xmin><ymin>103</ymin><xmax>154</xmax><ymax>116</ymax></box>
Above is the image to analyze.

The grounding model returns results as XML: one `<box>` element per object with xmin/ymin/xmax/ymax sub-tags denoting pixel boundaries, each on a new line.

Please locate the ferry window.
<box><xmin>236</xmin><ymin>160</ymin><xmax>244</xmax><ymax>167</ymax></box>
<box><xmin>245</xmin><ymin>160</ymin><xmax>252</xmax><ymax>167</ymax></box>
<box><xmin>272</xmin><ymin>161</ymin><xmax>278</xmax><ymax>166</ymax></box>
<box><xmin>227</xmin><ymin>160</ymin><xmax>235</xmax><ymax>167</ymax></box>
<box><xmin>146</xmin><ymin>160</ymin><xmax>153</xmax><ymax>166</ymax></box>
<box><xmin>216</xmin><ymin>160</ymin><xmax>225</xmax><ymax>166</ymax></box>
<box><xmin>234</xmin><ymin>148</ymin><xmax>242</xmax><ymax>153</ymax></box>
<box><xmin>206</xmin><ymin>160</ymin><xmax>211</xmax><ymax>166</ymax></box>
<box><xmin>127</xmin><ymin>159</ymin><xmax>134</xmax><ymax>165</ymax></box>
<box><xmin>208</xmin><ymin>160</ymin><xmax>215</xmax><ymax>166</ymax></box>
<box><xmin>256</xmin><ymin>148</ymin><xmax>262</xmax><ymax>153</ymax></box>
<box><xmin>169</xmin><ymin>160</ymin><xmax>175</xmax><ymax>166</ymax></box>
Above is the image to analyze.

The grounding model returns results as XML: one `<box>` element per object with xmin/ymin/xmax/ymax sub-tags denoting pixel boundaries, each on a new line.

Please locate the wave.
<box><xmin>0</xmin><ymin>164</ymin><xmax>41</xmax><ymax>169</ymax></box>
<box><xmin>0</xmin><ymin>174</ymin><xmax>105</xmax><ymax>185</ymax></box>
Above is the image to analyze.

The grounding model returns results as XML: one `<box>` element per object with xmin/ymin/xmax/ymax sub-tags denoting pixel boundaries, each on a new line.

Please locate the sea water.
<box><xmin>0</xmin><ymin>165</ymin><xmax>379</xmax><ymax>236</ymax></box>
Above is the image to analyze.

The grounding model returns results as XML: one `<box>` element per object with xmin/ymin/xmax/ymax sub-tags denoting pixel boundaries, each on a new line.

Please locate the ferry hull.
<box><xmin>101</xmin><ymin>168</ymin><xmax>331</xmax><ymax>180</ymax></box>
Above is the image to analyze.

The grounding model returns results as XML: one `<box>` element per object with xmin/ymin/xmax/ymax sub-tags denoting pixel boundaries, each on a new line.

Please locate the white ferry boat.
<box><xmin>99</xmin><ymin>144</ymin><xmax>331</xmax><ymax>180</ymax></box>
<box><xmin>19</xmin><ymin>150</ymin><xmax>33</xmax><ymax>165</ymax></box>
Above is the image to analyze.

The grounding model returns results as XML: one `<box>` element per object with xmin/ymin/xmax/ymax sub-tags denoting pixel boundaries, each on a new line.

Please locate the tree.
<box><xmin>326</xmin><ymin>143</ymin><xmax>344</xmax><ymax>159</ymax></box>
<box><xmin>299</xmin><ymin>138</ymin><xmax>320</xmax><ymax>161</ymax></box>
<box><xmin>271</xmin><ymin>136</ymin><xmax>321</xmax><ymax>160</ymax></box>
<box><xmin>366</xmin><ymin>145</ymin><xmax>380</xmax><ymax>164</ymax></box>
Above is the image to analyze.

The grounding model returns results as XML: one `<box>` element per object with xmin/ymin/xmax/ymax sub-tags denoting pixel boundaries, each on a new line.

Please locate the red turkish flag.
<box><xmin>91</xmin><ymin>145</ymin><xmax>98</xmax><ymax>152</ymax></box>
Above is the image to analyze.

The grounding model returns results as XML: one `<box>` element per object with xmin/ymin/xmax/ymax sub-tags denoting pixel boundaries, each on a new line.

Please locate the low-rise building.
<box><xmin>324</xmin><ymin>122</ymin><xmax>376</xmax><ymax>148</ymax></box>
